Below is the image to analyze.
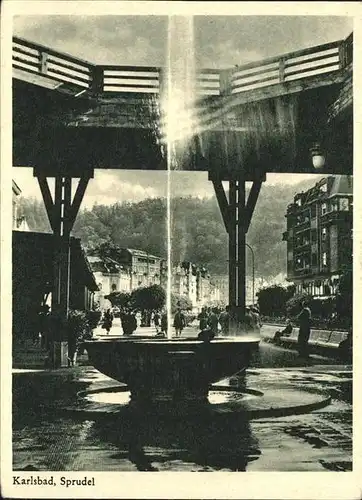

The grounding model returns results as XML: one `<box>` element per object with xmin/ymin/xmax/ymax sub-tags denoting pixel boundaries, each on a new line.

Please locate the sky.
<box><xmin>12</xmin><ymin>14</ymin><xmax>352</xmax><ymax>206</ymax></box>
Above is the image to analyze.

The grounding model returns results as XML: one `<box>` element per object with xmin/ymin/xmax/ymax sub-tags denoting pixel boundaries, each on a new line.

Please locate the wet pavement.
<box><xmin>12</xmin><ymin>324</ymin><xmax>352</xmax><ymax>472</ymax></box>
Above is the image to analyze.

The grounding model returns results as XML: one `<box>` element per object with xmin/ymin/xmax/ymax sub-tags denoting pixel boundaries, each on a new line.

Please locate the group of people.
<box><xmin>153</xmin><ymin>309</ymin><xmax>187</xmax><ymax>338</ymax></box>
<box><xmin>101</xmin><ymin>308</ymin><xmax>137</xmax><ymax>336</ymax></box>
<box><xmin>198</xmin><ymin>305</ymin><xmax>262</xmax><ymax>337</ymax></box>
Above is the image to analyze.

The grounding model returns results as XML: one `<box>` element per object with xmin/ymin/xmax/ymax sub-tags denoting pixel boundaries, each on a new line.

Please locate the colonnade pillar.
<box><xmin>35</xmin><ymin>168</ymin><xmax>92</xmax><ymax>366</ymax></box>
<box><xmin>211</xmin><ymin>172</ymin><xmax>264</xmax><ymax>333</ymax></box>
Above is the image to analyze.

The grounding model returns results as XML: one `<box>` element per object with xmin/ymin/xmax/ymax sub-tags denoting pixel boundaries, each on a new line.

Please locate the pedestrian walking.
<box><xmin>173</xmin><ymin>309</ymin><xmax>186</xmax><ymax>337</ymax></box>
<box><xmin>219</xmin><ymin>305</ymin><xmax>230</xmax><ymax>336</ymax></box>
<box><xmin>153</xmin><ymin>311</ymin><xmax>161</xmax><ymax>333</ymax></box>
<box><xmin>297</xmin><ymin>301</ymin><xmax>311</xmax><ymax>358</ymax></box>
<box><xmin>121</xmin><ymin>309</ymin><xmax>137</xmax><ymax>336</ymax></box>
<box><xmin>102</xmin><ymin>308</ymin><xmax>113</xmax><ymax>334</ymax></box>
<box><xmin>207</xmin><ymin>308</ymin><xmax>219</xmax><ymax>336</ymax></box>
<box><xmin>160</xmin><ymin>312</ymin><xmax>168</xmax><ymax>336</ymax></box>
<box><xmin>198</xmin><ymin>307</ymin><xmax>208</xmax><ymax>330</ymax></box>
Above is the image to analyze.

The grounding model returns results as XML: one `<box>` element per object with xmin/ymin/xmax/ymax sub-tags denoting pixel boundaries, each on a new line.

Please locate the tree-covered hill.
<box><xmin>17</xmin><ymin>177</ymin><xmax>321</xmax><ymax>279</ymax></box>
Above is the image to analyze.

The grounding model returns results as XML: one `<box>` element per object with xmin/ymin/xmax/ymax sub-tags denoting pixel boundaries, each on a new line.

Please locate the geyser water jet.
<box><xmin>164</xmin><ymin>16</ymin><xmax>197</xmax><ymax>338</ymax></box>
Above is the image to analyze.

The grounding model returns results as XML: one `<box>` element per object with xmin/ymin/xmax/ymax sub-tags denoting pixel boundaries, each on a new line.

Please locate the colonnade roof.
<box><xmin>13</xmin><ymin>34</ymin><xmax>353</xmax><ymax>177</ymax></box>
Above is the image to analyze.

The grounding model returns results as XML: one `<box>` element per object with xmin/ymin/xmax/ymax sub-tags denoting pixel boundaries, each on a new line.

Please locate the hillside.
<box><xmin>17</xmin><ymin>177</ymin><xmax>322</xmax><ymax>279</ymax></box>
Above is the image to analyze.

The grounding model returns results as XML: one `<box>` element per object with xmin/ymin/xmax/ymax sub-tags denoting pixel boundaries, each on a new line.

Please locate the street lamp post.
<box><xmin>245</xmin><ymin>243</ymin><xmax>255</xmax><ymax>305</ymax></box>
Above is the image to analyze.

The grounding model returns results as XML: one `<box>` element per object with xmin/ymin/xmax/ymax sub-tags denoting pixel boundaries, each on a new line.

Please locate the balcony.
<box><xmin>294</xmin><ymin>265</ymin><xmax>312</xmax><ymax>276</ymax></box>
<box><xmin>294</xmin><ymin>240</ymin><xmax>310</xmax><ymax>251</ymax></box>
<box><xmin>321</xmin><ymin>210</ymin><xmax>351</xmax><ymax>225</ymax></box>
<box><xmin>294</xmin><ymin>219</ymin><xmax>310</xmax><ymax>233</ymax></box>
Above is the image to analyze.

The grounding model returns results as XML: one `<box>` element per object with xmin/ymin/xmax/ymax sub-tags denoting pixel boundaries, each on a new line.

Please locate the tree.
<box><xmin>257</xmin><ymin>284</ymin><xmax>295</xmax><ymax>317</ymax></box>
<box><xmin>171</xmin><ymin>294</ymin><xmax>193</xmax><ymax>313</ymax></box>
<box><xmin>19</xmin><ymin>177</ymin><xmax>325</xmax><ymax>280</ymax></box>
<box><xmin>131</xmin><ymin>285</ymin><xmax>166</xmax><ymax>312</ymax></box>
<box><xmin>105</xmin><ymin>292</ymin><xmax>133</xmax><ymax>309</ymax></box>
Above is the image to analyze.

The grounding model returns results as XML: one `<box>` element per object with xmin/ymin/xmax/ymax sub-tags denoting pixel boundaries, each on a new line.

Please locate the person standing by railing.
<box><xmin>297</xmin><ymin>301</ymin><xmax>312</xmax><ymax>358</ymax></box>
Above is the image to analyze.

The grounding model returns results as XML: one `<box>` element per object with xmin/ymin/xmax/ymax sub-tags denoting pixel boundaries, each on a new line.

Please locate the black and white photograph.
<box><xmin>1</xmin><ymin>2</ymin><xmax>360</xmax><ymax>499</ymax></box>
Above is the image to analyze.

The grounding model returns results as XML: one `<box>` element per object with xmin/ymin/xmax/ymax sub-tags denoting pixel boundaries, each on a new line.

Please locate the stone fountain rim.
<box><xmin>66</xmin><ymin>383</ymin><xmax>331</xmax><ymax>421</ymax></box>
<box><xmin>85</xmin><ymin>337</ymin><xmax>261</xmax><ymax>345</ymax></box>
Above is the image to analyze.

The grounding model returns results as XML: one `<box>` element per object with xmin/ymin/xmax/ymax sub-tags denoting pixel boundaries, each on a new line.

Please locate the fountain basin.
<box><xmin>84</xmin><ymin>337</ymin><xmax>260</xmax><ymax>407</ymax></box>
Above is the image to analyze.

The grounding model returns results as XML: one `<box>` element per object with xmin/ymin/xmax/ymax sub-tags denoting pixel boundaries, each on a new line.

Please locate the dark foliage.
<box><xmin>18</xmin><ymin>178</ymin><xmax>323</xmax><ymax>278</ymax></box>
<box><xmin>257</xmin><ymin>284</ymin><xmax>295</xmax><ymax>317</ymax></box>
<box><xmin>336</xmin><ymin>269</ymin><xmax>352</xmax><ymax>320</ymax></box>
<box><xmin>132</xmin><ymin>285</ymin><xmax>166</xmax><ymax>312</ymax></box>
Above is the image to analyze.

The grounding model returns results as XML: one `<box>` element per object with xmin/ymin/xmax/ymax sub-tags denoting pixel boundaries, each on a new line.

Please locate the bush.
<box><xmin>66</xmin><ymin>309</ymin><xmax>94</xmax><ymax>362</ymax></box>
<box><xmin>87</xmin><ymin>310</ymin><xmax>102</xmax><ymax>329</ymax></box>
<box><xmin>336</xmin><ymin>270</ymin><xmax>352</xmax><ymax>321</ymax></box>
<box><xmin>286</xmin><ymin>294</ymin><xmax>338</xmax><ymax>327</ymax></box>
<box><xmin>286</xmin><ymin>292</ymin><xmax>312</xmax><ymax>317</ymax></box>
<box><xmin>257</xmin><ymin>284</ymin><xmax>295</xmax><ymax>317</ymax></box>
<box><xmin>67</xmin><ymin>310</ymin><xmax>92</xmax><ymax>344</ymax></box>
<box><xmin>310</xmin><ymin>297</ymin><xmax>335</xmax><ymax>319</ymax></box>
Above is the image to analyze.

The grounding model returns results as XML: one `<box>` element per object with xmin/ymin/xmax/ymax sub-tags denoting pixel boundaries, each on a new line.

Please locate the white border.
<box><xmin>1</xmin><ymin>2</ymin><xmax>361</xmax><ymax>499</ymax></box>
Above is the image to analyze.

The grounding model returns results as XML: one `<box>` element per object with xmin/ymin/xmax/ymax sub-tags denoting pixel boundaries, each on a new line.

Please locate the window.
<box><xmin>311</xmin><ymin>253</ymin><xmax>317</xmax><ymax>266</ymax></box>
<box><xmin>322</xmin><ymin>252</ymin><xmax>327</xmax><ymax>266</ymax></box>
<box><xmin>320</xmin><ymin>183</ymin><xmax>327</xmax><ymax>193</ymax></box>
<box><xmin>340</xmin><ymin>198</ymin><xmax>349</xmax><ymax>211</ymax></box>
<box><xmin>321</xmin><ymin>203</ymin><xmax>327</xmax><ymax>215</ymax></box>
<box><xmin>311</xmin><ymin>229</ymin><xmax>317</xmax><ymax>243</ymax></box>
<box><xmin>310</xmin><ymin>204</ymin><xmax>316</xmax><ymax>218</ymax></box>
<box><xmin>322</xmin><ymin>227</ymin><xmax>327</xmax><ymax>240</ymax></box>
<box><xmin>331</xmin><ymin>199</ymin><xmax>339</xmax><ymax>211</ymax></box>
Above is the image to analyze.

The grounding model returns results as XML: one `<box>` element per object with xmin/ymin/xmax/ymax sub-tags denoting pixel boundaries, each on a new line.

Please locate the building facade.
<box><xmin>283</xmin><ymin>175</ymin><xmax>353</xmax><ymax>297</ymax></box>
<box><xmin>88</xmin><ymin>249</ymin><xmax>221</xmax><ymax>313</ymax></box>
<box><xmin>171</xmin><ymin>262</ymin><xmax>213</xmax><ymax>312</ymax></box>
<box><xmin>88</xmin><ymin>256</ymin><xmax>131</xmax><ymax>310</ymax></box>
<box><xmin>211</xmin><ymin>274</ymin><xmax>256</xmax><ymax>305</ymax></box>
<box><xmin>88</xmin><ymin>249</ymin><xmax>162</xmax><ymax>309</ymax></box>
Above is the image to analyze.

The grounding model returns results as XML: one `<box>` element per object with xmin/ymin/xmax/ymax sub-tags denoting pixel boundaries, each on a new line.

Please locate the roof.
<box><xmin>12</xmin><ymin>180</ymin><xmax>21</xmax><ymax>195</ymax></box>
<box><xmin>126</xmin><ymin>248</ymin><xmax>162</xmax><ymax>260</ymax></box>
<box><xmin>328</xmin><ymin>175</ymin><xmax>353</xmax><ymax>197</ymax></box>
<box><xmin>88</xmin><ymin>255</ymin><xmax>129</xmax><ymax>274</ymax></box>
<box><xmin>13</xmin><ymin>231</ymin><xmax>99</xmax><ymax>291</ymax></box>
<box><xmin>291</xmin><ymin>175</ymin><xmax>353</xmax><ymax>208</ymax></box>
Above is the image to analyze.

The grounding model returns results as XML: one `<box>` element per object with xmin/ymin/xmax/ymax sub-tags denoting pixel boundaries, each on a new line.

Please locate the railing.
<box><xmin>294</xmin><ymin>266</ymin><xmax>312</xmax><ymax>276</ymax></box>
<box><xmin>13</xmin><ymin>33</ymin><xmax>352</xmax><ymax>98</ymax></box>
<box><xmin>227</xmin><ymin>40</ymin><xmax>342</xmax><ymax>95</ymax></box>
<box><xmin>13</xmin><ymin>36</ymin><xmax>94</xmax><ymax>90</ymax></box>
